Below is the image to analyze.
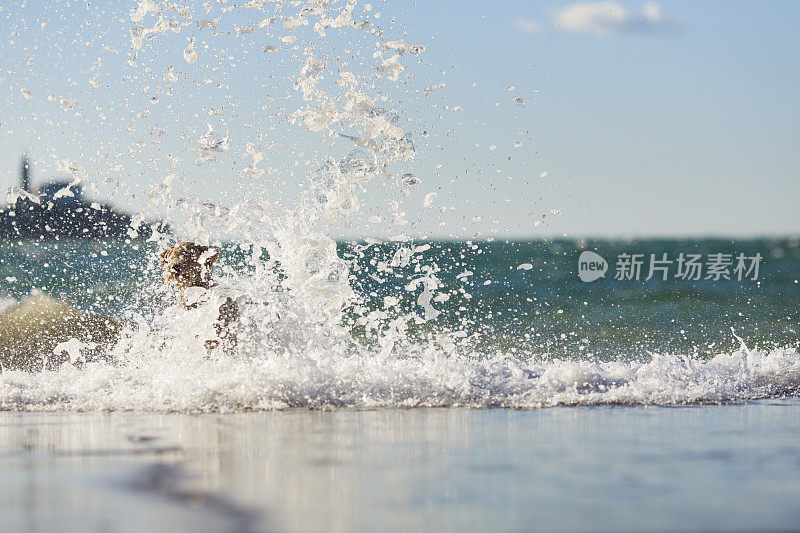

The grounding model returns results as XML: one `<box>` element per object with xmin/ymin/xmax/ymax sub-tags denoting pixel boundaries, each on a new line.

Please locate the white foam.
<box><xmin>0</xmin><ymin>336</ymin><xmax>797</xmax><ymax>412</ymax></box>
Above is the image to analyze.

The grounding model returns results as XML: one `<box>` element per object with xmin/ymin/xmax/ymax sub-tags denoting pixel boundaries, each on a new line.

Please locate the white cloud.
<box><xmin>554</xmin><ymin>1</ymin><xmax>676</xmax><ymax>36</ymax></box>
<box><xmin>513</xmin><ymin>17</ymin><xmax>542</xmax><ymax>34</ymax></box>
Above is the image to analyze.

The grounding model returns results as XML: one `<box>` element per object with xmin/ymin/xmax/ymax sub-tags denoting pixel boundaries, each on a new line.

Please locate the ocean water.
<box><xmin>3</xmin><ymin>403</ymin><xmax>800</xmax><ymax>533</ymax></box>
<box><xmin>2</xmin><ymin>237</ymin><xmax>797</xmax><ymax>530</ymax></box>
<box><xmin>0</xmin><ymin>237</ymin><xmax>798</xmax><ymax>410</ymax></box>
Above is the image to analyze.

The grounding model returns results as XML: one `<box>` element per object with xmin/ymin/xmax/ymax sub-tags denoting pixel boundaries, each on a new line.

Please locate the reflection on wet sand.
<box><xmin>3</xmin><ymin>405</ymin><xmax>800</xmax><ymax>533</ymax></box>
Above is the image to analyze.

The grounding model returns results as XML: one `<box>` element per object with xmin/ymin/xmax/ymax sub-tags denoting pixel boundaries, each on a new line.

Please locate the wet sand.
<box><xmin>2</xmin><ymin>402</ymin><xmax>800</xmax><ymax>532</ymax></box>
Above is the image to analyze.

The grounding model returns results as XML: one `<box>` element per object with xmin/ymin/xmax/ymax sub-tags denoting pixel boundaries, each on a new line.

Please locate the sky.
<box><xmin>0</xmin><ymin>0</ymin><xmax>798</xmax><ymax>240</ymax></box>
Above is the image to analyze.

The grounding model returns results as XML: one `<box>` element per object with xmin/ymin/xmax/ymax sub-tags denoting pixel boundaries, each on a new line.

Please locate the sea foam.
<box><xmin>1</xmin><ymin>336</ymin><xmax>797</xmax><ymax>412</ymax></box>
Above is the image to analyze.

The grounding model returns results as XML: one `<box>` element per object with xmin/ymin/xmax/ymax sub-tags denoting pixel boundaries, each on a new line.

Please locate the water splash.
<box><xmin>1</xmin><ymin>342</ymin><xmax>798</xmax><ymax>411</ymax></box>
<box><xmin>0</xmin><ymin>1</ymin><xmax>797</xmax><ymax>413</ymax></box>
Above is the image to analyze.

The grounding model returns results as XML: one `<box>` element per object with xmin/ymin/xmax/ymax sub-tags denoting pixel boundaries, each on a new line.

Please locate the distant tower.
<box><xmin>20</xmin><ymin>155</ymin><xmax>30</xmax><ymax>192</ymax></box>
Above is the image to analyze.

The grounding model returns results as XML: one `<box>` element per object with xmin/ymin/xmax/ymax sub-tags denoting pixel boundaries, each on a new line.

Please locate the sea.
<box><xmin>0</xmin><ymin>237</ymin><xmax>798</xmax><ymax>532</ymax></box>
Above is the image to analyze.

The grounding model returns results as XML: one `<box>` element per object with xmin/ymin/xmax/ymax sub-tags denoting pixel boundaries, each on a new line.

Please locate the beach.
<box><xmin>3</xmin><ymin>403</ymin><xmax>800</xmax><ymax>532</ymax></box>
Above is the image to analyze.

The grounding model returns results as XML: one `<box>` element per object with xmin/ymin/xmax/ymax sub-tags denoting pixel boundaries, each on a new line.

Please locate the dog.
<box><xmin>159</xmin><ymin>241</ymin><xmax>239</xmax><ymax>354</ymax></box>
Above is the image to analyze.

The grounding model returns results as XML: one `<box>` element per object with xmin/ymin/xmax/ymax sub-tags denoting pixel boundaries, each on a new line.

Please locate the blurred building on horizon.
<box><xmin>0</xmin><ymin>155</ymin><xmax>156</xmax><ymax>241</ymax></box>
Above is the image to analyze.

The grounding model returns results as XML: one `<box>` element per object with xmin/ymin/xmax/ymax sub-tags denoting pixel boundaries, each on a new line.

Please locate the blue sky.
<box><xmin>1</xmin><ymin>1</ymin><xmax>798</xmax><ymax>239</ymax></box>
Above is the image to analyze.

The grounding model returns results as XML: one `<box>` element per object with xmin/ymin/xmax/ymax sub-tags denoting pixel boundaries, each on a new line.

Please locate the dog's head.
<box><xmin>159</xmin><ymin>241</ymin><xmax>219</xmax><ymax>289</ymax></box>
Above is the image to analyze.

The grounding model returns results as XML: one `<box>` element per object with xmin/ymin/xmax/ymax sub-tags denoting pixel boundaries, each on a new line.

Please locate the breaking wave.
<box><xmin>1</xmin><ymin>342</ymin><xmax>798</xmax><ymax>412</ymax></box>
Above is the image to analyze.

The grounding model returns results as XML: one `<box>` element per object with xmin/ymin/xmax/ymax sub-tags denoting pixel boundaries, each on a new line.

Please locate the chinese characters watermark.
<box><xmin>578</xmin><ymin>251</ymin><xmax>762</xmax><ymax>283</ymax></box>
